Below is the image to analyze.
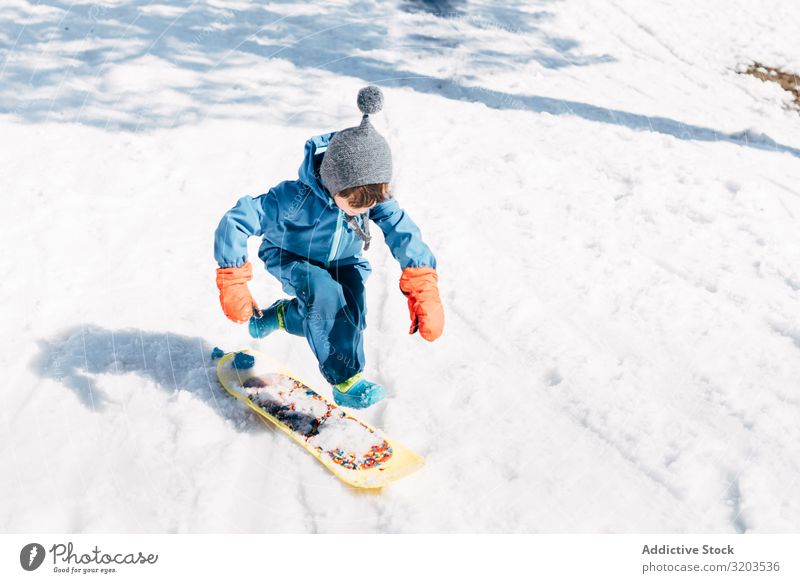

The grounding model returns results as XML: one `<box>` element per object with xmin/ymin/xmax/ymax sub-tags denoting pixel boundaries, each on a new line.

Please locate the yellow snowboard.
<box><xmin>215</xmin><ymin>349</ymin><xmax>424</xmax><ymax>489</ymax></box>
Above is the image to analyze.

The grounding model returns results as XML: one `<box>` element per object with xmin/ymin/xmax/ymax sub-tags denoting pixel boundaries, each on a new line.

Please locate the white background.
<box><xmin>1</xmin><ymin>534</ymin><xmax>799</xmax><ymax>582</ymax></box>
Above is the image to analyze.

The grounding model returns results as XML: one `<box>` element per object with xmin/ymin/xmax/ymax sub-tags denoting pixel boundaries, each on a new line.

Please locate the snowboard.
<box><xmin>213</xmin><ymin>348</ymin><xmax>425</xmax><ymax>489</ymax></box>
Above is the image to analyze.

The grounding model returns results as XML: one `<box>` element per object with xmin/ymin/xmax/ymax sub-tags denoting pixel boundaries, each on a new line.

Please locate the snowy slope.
<box><xmin>1</xmin><ymin>0</ymin><xmax>799</xmax><ymax>532</ymax></box>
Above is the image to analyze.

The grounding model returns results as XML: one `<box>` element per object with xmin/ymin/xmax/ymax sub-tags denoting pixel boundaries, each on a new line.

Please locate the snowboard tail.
<box><xmin>215</xmin><ymin>349</ymin><xmax>424</xmax><ymax>489</ymax></box>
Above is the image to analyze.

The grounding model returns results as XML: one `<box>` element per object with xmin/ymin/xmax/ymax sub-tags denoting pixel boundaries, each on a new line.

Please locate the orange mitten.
<box><xmin>216</xmin><ymin>262</ymin><xmax>257</xmax><ymax>323</ymax></box>
<box><xmin>399</xmin><ymin>267</ymin><xmax>444</xmax><ymax>342</ymax></box>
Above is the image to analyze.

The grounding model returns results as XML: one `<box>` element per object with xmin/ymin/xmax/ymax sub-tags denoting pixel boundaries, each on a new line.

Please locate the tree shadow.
<box><xmin>30</xmin><ymin>324</ymin><xmax>261</xmax><ymax>431</ymax></box>
<box><xmin>2</xmin><ymin>0</ymin><xmax>797</xmax><ymax>158</ymax></box>
<box><xmin>1</xmin><ymin>0</ymin><xmax>611</xmax><ymax>128</ymax></box>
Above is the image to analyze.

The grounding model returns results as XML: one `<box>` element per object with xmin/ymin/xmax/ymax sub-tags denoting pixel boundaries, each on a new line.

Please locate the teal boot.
<box><xmin>332</xmin><ymin>373</ymin><xmax>386</xmax><ymax>409</ymax></box>
<box><xmin>249</xmin><ymin>300</ymin><xmax>289</xmax><ymax>338</ymax></box>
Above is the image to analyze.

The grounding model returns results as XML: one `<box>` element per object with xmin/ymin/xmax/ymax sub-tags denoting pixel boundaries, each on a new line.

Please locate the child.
<box><xmin>214</xmin><ymin>86</ymin><xmax>444</xmax><ymax>409</ymax></box>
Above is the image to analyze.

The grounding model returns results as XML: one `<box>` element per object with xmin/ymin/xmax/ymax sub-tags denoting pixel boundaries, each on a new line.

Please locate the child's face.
<box><xmin>334</xmin><ymin>194</ymin><xmax>376</xmax><ymax>217</ymax></box>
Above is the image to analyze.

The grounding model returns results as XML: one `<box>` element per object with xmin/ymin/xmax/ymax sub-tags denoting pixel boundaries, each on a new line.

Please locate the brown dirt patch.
<box><xmin>742</xmin><ymin>62</ymin><xmax>800</xmax><ymax>109</ymax></box>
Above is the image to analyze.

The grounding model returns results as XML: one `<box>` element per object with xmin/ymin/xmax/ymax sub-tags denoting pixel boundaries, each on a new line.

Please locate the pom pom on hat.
<box><xmin>357</xmin><ymin>86</ymin><xmax>384</xmax><ymax>115</ymax></box>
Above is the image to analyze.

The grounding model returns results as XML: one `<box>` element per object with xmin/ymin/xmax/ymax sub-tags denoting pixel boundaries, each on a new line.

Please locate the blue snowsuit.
<box><xmin>214</xmin><ymin>132</ymin><xmax>436</xmax><ymax>385</ymax></box>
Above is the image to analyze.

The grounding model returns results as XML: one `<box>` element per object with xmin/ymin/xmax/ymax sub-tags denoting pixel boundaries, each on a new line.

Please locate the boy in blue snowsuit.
<box><xmin>214</xmin><ymin>87</ymin><xmax>444</xmax><ymax>408</ymax></box>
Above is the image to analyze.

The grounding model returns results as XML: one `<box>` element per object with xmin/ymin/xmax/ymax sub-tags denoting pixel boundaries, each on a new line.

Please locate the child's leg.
<box><xmin>261</xmin><ymin>248</ymin><xmax>316</xmax><ymax>337</ymax></box>
<box><xmin>329</xmin><ymin>260</ymin><xmax>371</xmax><ymax>332</ymax></box>
<box><xmin>271</xmin><ymin>258</ymin><xmax>365</xmax><ymax>385</ymax></box>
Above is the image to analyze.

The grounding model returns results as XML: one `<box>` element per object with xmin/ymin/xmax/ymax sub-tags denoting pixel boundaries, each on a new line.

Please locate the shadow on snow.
<box><xmin>31</xmin><ymin>324</ymin><xmax>260</xmax><ymax>430</ymax></box>
<box><xmin>1</xmin><ymin>0</ymin><xmax>797</xmax><ymax>158</ymax></box>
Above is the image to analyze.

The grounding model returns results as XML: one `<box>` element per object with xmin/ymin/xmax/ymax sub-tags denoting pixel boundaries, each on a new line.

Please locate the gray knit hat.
<box><xmin>319</xmin><ymin>86</ymin><xmax>392</xmax><ymax>195</ymax></box>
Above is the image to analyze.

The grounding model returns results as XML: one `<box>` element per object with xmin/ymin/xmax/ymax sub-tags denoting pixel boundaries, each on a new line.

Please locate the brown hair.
<box><xmin>337</xmin><ymin>183</ymin><xmax>391</xmax><ymax>208</ymax></box>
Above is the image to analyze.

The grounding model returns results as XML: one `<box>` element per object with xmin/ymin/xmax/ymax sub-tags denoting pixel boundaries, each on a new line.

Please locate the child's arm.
<box><xmin>371</xmin><ymin>199</ymin><xmax>444</xmax><ymax>341</ymax></box>
<box><xmin>370</xmin><ymin>198</ymin><xmax>436</xmax><ymax>269</ymax></box>
<box><xmin>214</xmin><ymin>195</ymin><xmax>269</xmax><ymax>268</ymax></box>
<box><xmin>213</xmin><ymin>195</ymin><xmax>270</xmax><ymax>323</ymax></box>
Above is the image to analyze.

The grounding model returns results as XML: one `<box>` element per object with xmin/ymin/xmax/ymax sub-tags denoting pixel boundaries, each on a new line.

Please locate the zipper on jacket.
<box><xmin>326</xmin><ymin>209</ymin><xmax>344</xmax><ymax>267</ymax></box>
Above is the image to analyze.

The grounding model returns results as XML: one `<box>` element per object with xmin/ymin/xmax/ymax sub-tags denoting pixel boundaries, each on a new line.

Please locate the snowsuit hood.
<box><xmin>298</xmin><ymin>132</ymin><xmax>336</xmax><ymax>206</ymax></box>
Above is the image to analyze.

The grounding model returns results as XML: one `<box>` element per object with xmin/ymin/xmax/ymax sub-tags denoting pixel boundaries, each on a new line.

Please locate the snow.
<box><xmin>2</xmin><ymin>0</ymin><xmax>800</xmax><ymax>533</ymax></box>
<box><xmin>308</xmin><ymin>415</ymin><xmax>385</xmax><ymax>459</ymax></box>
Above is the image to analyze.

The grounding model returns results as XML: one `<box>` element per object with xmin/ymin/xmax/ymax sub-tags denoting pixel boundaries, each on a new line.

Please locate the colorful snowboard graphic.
<box><xmin>214</xmin><ymin>349</ymin><xmax>424</xmax><ymax>489</ymax></box>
